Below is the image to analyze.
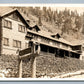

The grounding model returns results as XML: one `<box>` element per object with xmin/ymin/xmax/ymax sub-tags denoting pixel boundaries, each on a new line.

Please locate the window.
<box><xmin>18</xmin><ymin>24</ymin><xmax>25</xmax><ymax>33</ymax></box>
<box><xmin>3</xmin><ymin>37</ymin><xmax>9</xmax><ymax>46</ymax></box>
<box><xmin>4</xmin><ymin>20</ymin><xmax>12</xmax><ymax>28</ymax></box>
<box><xmin>18</xmin><ymin>25</ymin><xmax>22</xmax><ymax>31</ymax></box>
<box><xmin>13</xmin><ymin>40</ymin><xmax>21</xmax><ymax>48</ymax></box>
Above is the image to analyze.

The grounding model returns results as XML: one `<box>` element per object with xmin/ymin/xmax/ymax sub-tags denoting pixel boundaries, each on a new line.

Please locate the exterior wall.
<box><xmin>2</xmin><ymin>16</ymin><xmax>29</xmax><ymax>55</ymax></box>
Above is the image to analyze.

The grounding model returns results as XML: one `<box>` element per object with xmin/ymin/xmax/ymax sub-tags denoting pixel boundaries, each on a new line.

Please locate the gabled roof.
<box><xmin>29</xmin><ymin>25</ymin><xmax>40</xmax><ymax>31</ymax></box>
<box><xmin>0</xmin><ymin>7</ymin><xmax>16</xmax><ymax>17</ymax></box>
<box><xmin>27</xmin><ymin>29</ymin><xmax>71</xmax><ymax>46</ymax></box>
<box><xmin>51</xmin><ymin>33</ymin><xmax>61</xmax><ymax>38</ymax></box>
<box><xmin>18</xmin><ymin>9</ymin><xmax>30</xmax><ymax>21</ymax></box>
<box><xmin>33</xmin><ymin>25</ymin><xmax>40</xmax><ymax>31</ymax></box>
<box><xmin>0</xmin><ymin>7</ymin><xmax>29</xmax><ymax>27</ymax></box>
<box><xmin>71</xmin><ymin>40</ymin><xmax>84</xmax><ymax>46</ymax></box>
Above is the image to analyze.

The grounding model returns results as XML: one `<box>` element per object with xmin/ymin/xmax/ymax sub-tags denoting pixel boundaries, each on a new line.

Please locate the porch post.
<box><xmin>31</xmin><ymin>56</ymin><xmax>36</xmax><ymax>78</ymax></box>
<box><xmin>57</xmin><ymin>49</ymin><xmax>60</xmax><ymax>57</ymax></box>
<box><xmin>64</xmin><ymin>51</ymin><xmax>65</xmax><ymax>57</ymax></box>
<box><xmin>31</xmin><ymin>42</ymin><xmax>36</xmax><ymax>78</ymax></box>
<box><xmin>19</xmin><ymin>59</ymin><xmax>22</xmax><ymax>78</ymax></box>
<box><xmin>69</xmin><ymin>52</ymin><xmax>71</xmax><ymax>57</ymax></box>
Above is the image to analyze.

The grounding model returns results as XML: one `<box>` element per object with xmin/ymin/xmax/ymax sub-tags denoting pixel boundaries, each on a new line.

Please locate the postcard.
<box><xmin>0</xmin><ymin>4</ymin><xmax>84</xmax><ymax>80</ymax></box>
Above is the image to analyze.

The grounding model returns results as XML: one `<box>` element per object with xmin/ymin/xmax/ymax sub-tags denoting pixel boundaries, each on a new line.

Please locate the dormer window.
<box><xmin>56</xmin><ymin>34</ymin><xmax>61</xmax><ymax>39</ymax></box>
<box><xmin>51</xmin><ymin>33</ymin><xmax>61</xmax><ymax>39</ymax></box>
<box><xmin>30</xmin><ymin>25</ymin><xmax>40</xmax><ymax>32</ymax></box>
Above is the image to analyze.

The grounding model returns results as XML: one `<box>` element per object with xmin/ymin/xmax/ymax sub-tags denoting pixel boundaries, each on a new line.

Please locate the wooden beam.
<box><xmin>31</xmin><ymin>57</ymin><xmax>36</xmax><ymax>78</ymax></box>
<box><xmin>18</xmin><ymin>42</ymin><xmax>40</xmax><ymax>78</ymax></box>
<box><xmin>19</xmin><ymin>53</ymin><xmax>32</xmax><ymax>59</ymax></box>
<box><xmin>19</xmin><ymin>59</ymin><xmax>22</xmax><ymax>78</ymax></box>
<box><xmin>37</xmin><ymin>44</ymin><xmax>40</xmax><ymax>54</ymax></box>
<box><xmin>31</xmin><ymin>42</ymin><xmax>36</xmax><ymax>78</ymax></box>
<box><xmin>47</xmin><ymin>47</ymin><xmax>49</xmax><ymax>53</ymax></box>
<box><xmin>57</xmin><ymin>49</ymin><xmax>60</xmax><ymax>57</ymax></box>
<box><xmin>19</xmin><ymin>47</ymin><xmax>31</xmax><ymax>56</ymax></box>
<box><xmin>54</xmin><ymin>49</ymin><xmax>56</xmax><ymax>55</ymax></box>
<box><xmin>64</xmin><ymin>51</ymin><xmax>65</xmax><ymax>57</ymax></box>
<box><xmin>68</xmin><ymin>51</ymin><xmax>71</xmax><ymax>57</ymax></box>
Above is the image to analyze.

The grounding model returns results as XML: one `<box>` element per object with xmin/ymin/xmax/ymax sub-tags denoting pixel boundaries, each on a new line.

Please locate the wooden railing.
<box><xmin>40</xmin><ymin>51</ymin><xmax>55</xmax><ymax>56</ymax></box>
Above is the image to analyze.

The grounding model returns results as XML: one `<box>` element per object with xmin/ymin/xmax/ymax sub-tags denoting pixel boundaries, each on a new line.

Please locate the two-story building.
<box><xmin>0</xmin><ymin>7</ymin><xmax>83</xmax><ymax>60</ymax></box>
<box><xmin>0</xmin><ymin>7</ymin><xmax>29</xmax><ymax>55</ymax></box>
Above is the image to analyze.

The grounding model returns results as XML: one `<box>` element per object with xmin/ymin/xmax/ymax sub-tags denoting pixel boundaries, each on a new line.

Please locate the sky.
<box><xmin>0</xmin><ymin>0</ymin><xmax>84</xmax><ymax>3</ymax></box>
<box><xmin>0</xmin><ymin>1</ymin><xmax>84</xmax><ymax>14</ymax></box>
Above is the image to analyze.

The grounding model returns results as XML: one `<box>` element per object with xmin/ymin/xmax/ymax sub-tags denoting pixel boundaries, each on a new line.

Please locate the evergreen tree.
<box><xmin>38</xmin><ymin>16</ymin><xmax>42</xmax><ymax>26</ymax></box>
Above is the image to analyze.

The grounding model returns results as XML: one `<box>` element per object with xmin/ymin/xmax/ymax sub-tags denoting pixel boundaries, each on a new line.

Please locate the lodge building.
<box><xmin>0</xmin><ymin>7</ymin><xmax>84</xmax><ymax>60</ymax></box>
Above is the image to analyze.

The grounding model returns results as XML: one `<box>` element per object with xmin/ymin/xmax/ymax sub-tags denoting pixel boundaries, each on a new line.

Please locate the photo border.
<box><xmin>0</xmin><ymin>1</ymin><xmax>84</xmax><ymax>83</ymax></box>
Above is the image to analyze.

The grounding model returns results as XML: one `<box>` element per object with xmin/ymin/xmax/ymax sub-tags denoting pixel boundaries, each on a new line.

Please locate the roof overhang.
<box><xmin>30</xmin><ymin>40</ymin><xmax>81</xmax><ymax>55</ymax></box>
<box><xmin>1</xmin><ymin>9</ymin><xmax>29</xmax><ymax>27</ymax></box>
<box><xmin>27</xmin><ymin>30</ymin><xmax>72</xmax><ymax>46</ymax></box>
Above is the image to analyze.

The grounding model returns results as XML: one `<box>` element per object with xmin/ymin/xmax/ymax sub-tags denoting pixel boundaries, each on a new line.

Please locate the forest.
<box><xmin>13</xmin><ymin>7</ymin><xmax>84</xmax><ymax>41</ymax></box>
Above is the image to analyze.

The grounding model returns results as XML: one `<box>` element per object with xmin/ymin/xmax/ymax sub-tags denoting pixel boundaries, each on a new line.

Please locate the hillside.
<box><xmin>12</xmin><ymin>7</ymin><xmax>84</xmax><ymax>44</ymax></box>
<box><xmin>1</xmin><ymin>54</ymin><xmax>84</xmax><ymax>78</ymax></box>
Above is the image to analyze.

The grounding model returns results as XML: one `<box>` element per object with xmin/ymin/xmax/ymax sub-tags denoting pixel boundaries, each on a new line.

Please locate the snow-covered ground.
<box><xmin>39</xmin><ymin>70</ymin><xmax>84</xmax><ymax>79</ymax></box>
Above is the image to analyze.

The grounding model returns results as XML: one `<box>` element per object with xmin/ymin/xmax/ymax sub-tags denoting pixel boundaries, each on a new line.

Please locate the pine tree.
<box><xmin>38</xmin><ymin>16</ymin><xmax>42</xmax><ymax>26</ymax></box>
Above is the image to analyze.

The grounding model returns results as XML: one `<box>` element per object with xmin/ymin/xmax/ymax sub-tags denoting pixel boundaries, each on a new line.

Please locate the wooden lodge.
<box><xmin>0</xmin><ymin>7</ymin><xmax>83</xmax><ymax>60</ymax></box>
<box><xmin>26</xmin><ymin>28</ymin><xmax>81</xmax><ymax>59</ymax></box>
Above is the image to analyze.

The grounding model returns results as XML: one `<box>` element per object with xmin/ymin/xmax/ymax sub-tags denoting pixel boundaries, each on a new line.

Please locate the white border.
<box><xmin>0</xmin><ymin>4</ymin><xmax>84</xmax><ymax>7</ymax></box>
<box><xmin>0</xmin><ymin>3</ymin><xmax>84</xmax><ymax>80</ymax></box>
<box><xmin>1</xmin><ymin>78</ymin><xmax>84</xmax><ymax>81</ymax></box>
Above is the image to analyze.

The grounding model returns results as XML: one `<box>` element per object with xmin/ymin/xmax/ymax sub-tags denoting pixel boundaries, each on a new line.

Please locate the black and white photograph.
<box><xmin>0</xmin><ymin>5</ymin><xmax>84</xmax><ymax>79</ymax></box>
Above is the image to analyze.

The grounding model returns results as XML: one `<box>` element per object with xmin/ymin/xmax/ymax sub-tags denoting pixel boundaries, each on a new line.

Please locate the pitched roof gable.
<box><xmin>51</xmin><ymin>33</ymin><xmax>61</xmax><ymax>39</ymax></box>
<box><xmin>0</xmin><ymin>7</ymin><xmax>29</xmax><ymax>27</ymax></box>
<box><xmin>27</xmin><ymin>29</ymin><xmax>71</xmax><ymax>46</ymax></box>
<box><xmin>0</xmin><ymin>7</ymin><xmax>16</xmax><ymax>17</ymax></box>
